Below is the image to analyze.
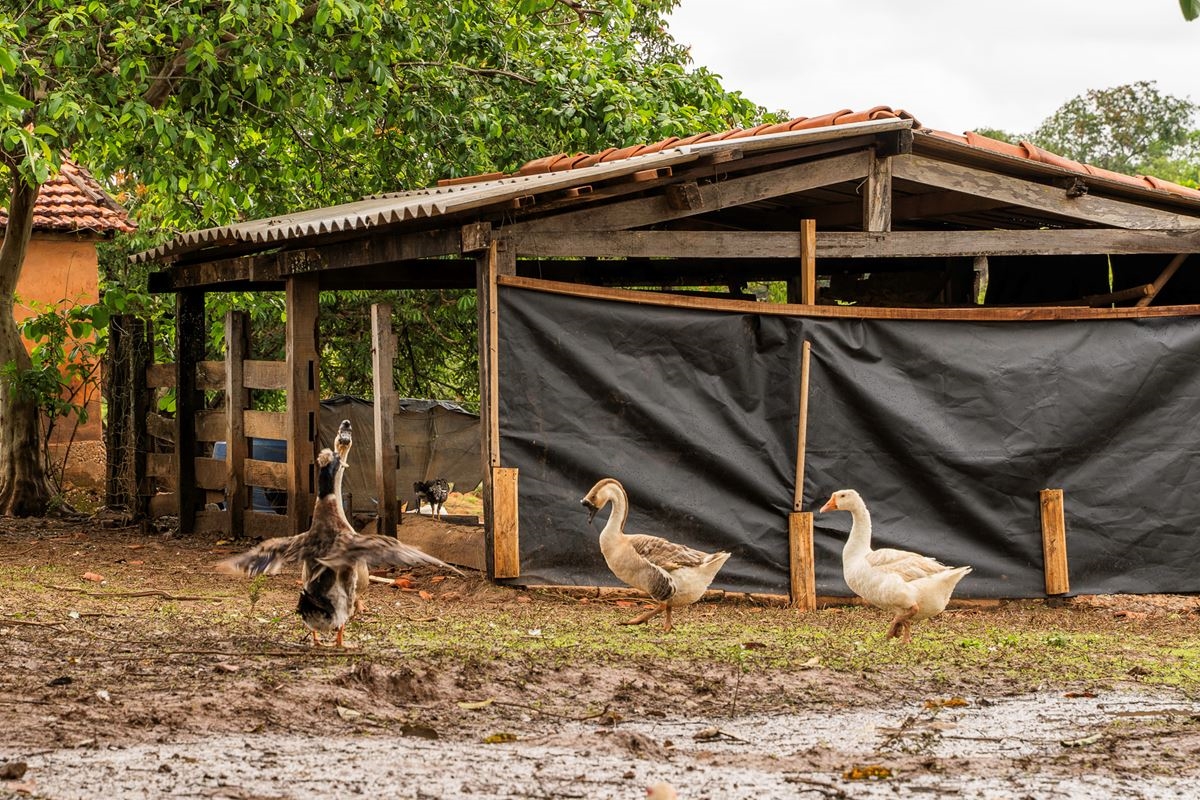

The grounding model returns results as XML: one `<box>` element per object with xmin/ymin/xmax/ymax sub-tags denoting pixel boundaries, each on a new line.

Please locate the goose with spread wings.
<box><xmin>217</xmin><ymin>433</ymin><xmax>459</xmax><ymax>647</ymax></box>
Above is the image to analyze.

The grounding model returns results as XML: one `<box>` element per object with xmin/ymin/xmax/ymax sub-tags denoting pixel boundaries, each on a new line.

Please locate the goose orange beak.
<box><xmin>820</xmin><ymin>495</ymin><xmax>838</xmax><ymax>512</ymax></box>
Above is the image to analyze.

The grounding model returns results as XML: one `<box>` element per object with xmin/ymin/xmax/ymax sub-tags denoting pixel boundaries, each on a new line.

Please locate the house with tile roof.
<box><xmin>138</xmin><ymin>107</ymin><xmax>1200</xmax><ymax>602</ymax></box>
<box><xmin>2</xmin><ymin>159</ymin><xmax>135</xmax><ymax>488</ymax></box>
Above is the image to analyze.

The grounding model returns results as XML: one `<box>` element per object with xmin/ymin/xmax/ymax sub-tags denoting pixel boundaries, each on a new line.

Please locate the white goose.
<box><xmin>581</xmin><ymin>478</ymin><xmax>731</xmax><ymax>633</ymax></box>
<box><xmin>820</xmin><ymin>489</ymin><xmax>971</xmax><ymax>642</ymax></box>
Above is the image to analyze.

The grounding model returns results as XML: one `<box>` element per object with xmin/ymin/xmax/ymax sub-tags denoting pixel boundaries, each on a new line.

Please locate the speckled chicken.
<box><xmin>218</xmin><ymin>438</ymin><xmax>460</xmax><ymax>647</ymax></box>
<box><xmin>413</xmin><ymin>478</ymin><xmax>450</xmax><ymax>520</ymax></box>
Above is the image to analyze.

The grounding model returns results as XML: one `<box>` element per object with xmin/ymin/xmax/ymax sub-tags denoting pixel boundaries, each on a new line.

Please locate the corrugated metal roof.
<box><xmin>134</xmin><ymin>119</ymin><xmax>911</xmax><ymax>264</ymax></box>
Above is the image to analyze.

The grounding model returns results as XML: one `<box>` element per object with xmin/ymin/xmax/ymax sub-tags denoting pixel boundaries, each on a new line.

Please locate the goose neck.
<box><xmin>598</xmin><ymin>488</ymin><xmax>629</xmax><ymax>542</ymax></box>
<box><xmin>842</xmin><ymin>503</ymin><xmax>873</xmax><ymax>556</ymax></box>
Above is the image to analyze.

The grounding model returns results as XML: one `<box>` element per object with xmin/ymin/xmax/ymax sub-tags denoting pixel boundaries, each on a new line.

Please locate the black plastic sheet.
<box><xmin>499</xmin><ymin>284</ymin><xmax>1200</xmax><ymax>598</ymax></box>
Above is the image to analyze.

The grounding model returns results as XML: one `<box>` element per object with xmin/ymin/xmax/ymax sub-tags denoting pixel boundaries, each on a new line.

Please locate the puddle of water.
<box><xmin>3</xmin><ymin>690</ymin><xmax>1196</xmax><ymax>799</ymax></box>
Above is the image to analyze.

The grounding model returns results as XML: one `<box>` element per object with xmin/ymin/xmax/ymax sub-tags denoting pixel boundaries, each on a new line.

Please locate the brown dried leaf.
<box><xmin>81</xmin><ymin>571</ymin><xmax>104</xmax><ymax>583</ymax></box>
<box><xmin>843</xmin><ymin>764</ymin><xmax>892</xmax><ymax>781</ymax></box>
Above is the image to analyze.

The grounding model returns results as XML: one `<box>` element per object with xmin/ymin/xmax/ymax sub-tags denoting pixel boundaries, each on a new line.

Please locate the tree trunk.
<box><xmin>0</xmin><ymin>173</ymin><xmax>54</xmax><ymax>515</ymax></box>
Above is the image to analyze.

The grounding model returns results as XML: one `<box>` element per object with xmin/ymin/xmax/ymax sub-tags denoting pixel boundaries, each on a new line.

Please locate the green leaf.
<box><xmin>1183</xmin><ymin>0</ymin><xmax>1200</xmax><ymax>21</ymax></box>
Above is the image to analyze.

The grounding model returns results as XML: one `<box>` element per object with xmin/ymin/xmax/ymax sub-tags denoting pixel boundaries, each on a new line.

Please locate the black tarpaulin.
<box><xmin>498</xmin><ymin>283</ymin><xmax>1200</xmax><ymax>598</ymax></box>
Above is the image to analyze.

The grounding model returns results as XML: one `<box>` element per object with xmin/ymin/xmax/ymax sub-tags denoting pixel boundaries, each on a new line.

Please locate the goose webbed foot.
<box><xmin>620</xmin><ymin>603</ymin><xmax>666</xmax><ymax>627</ymax></box>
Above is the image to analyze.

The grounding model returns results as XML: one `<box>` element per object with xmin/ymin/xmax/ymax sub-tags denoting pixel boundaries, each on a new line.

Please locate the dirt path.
<box><xmin>2</xmin><ymin>519</ymin><xmax>1199</xmax><ymax>798</ymax></box>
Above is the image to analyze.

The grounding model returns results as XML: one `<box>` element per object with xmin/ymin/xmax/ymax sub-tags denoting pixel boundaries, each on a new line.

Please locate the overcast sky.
<box><xmin>665</xmin><ymin>1</ymin><xmax>1200</xmax><ymax>136</ymax></box>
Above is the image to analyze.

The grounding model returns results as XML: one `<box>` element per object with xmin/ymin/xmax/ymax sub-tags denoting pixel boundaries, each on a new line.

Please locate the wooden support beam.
<box><xmin>224</xmin><ymin>311</ymin><xmax>250</xmax><ymax>536</ymax></box>
<box><xmin>893</xmin><ymin>154</ymin><xmax>1200</xmax><ymax>230</ymax></box>
<box><xmin>864</xmin><ymin>150</ymin><xmax>892</xmax><ymax>232</ymax></box>
<box><xmin>492</xmin><ymin>467</ymin><xmax>520</xmax><ymax>579</ymax></box>
<box><xmin>512</xmin><ymin>150</ymin><xmax>871</xmax><ymax>234</ymax></box>
<box><xmin>507</xmin><ymin>228</ymin><xmax>1200</xmax><ymax>261</ymax></box>
<box><xmin>1039</xmin><ymin>489</ymin><xmax>1070</xmax><ymax>596</ymax></box>
<box><xmin>174</xmin><ymin>291</ymin><xmax>205</xmax><ymax>534</ymax></box>
<box><xmin>1135</xmin><ymin>253</ymin><xmax>1189</xmax><ymax>307</ymax></box>
<box><xmin>477</xmin><ymin>241</ymin><xmax>502</xmax><ymax>577</ymax></box>
<box><xmin>371</xmin><ymin>304</ymin><xmax>399</xmax><ymax>536</ymax></box>
<box><xmin>285</xmin><ymin>275</ymin><xmax>321</xmax><ymax>534</ymax></box>
<box><xmin>788</xmin><ymin>512</ymin><xmax>816</xmax><ymax>611</ymax></box>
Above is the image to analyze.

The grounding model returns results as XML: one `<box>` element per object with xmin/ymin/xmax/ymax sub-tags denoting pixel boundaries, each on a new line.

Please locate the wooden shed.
<box><xmin>136</xmin><ymin>107</ymin><xmax>1200</xmax><ymax>603</ymax></box>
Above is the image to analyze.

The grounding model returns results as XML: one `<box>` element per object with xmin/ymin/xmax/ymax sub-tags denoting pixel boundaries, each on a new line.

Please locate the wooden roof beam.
<box><xmin>893</xmin><ymin>154</ymin><xmax>1200</xmax><ymax>230</ymax></box>
<box><xmin>509</xmin><ymin>228</ymin><xmax>1200</xmax><ymax>260</ymax></box>
<box><xmin>510</xmin><ymin>150</ymin><xmax>873</xmax><ymax>234</ymax></box>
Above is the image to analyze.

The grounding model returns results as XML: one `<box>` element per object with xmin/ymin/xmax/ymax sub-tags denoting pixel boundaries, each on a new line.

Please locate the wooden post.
<box><xmin>476</xmin><ymin>236</ymin><xmax>515</xmax><ymax>578</ymax></box>
<box><xmin>224</xmin><ymin>311</ymin><xmax>250</xmax><ymax>536</ymax></box>
<box><xmin>285</xmin><ymin>275</ymin><xmax>321</xmax><ymax>534</ymax></box>
<box><xmin>175</xmin><ymin>291</ymin><xmax>205</xmax><ymax>534</ymax></box>
<box><xmin>493</xmin><ymin>466</ymin><xmax>520</xmax><ymax>578</ymax></box>
<box><xmin>863</xmin><ymin>150</ymin><xmax>892</xmax><ymax>232</ymax></box>
<box><xmin>787</xmin><ymin>219</ymin><xmax>817</xmax><ymax>304</ymax></box>
<box><xmin>788</xmin><ymin>512</ymin><xmax>816</xmax><ymax>611</ymax></box>
<box><xmin>371</xmin><ymin>304</ymin><xmax>399</xmax><ymax>536</ymax></box>
<box><xmin>790</xmin><ymin>339</ymin><xmax>815</xmax><ymax>609</ymax></box>
<box><xmin>1040</xmin><ymin>488</ymin><xmax>1070</xmax><ymax>595</ymax></box>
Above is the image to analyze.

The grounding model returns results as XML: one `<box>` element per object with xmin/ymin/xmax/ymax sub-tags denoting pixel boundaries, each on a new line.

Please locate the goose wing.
<box><xmin>625</xmin><ymin>533</ymin><xmax>711</xmax><ymax>572</ymax></box>
<box><xmin>866</xmin><ymin>547</ymin><xmax>951</xmax><ymax>581</ymax></box>
<box><xmin>317</xmin><ymin>534</ymin><xmax>464</xmax><ymax>575</ymax></box>
<box><xmin>215</xmin><ymin>533</ymin><xmax>312</xmax><ymax>576</ymax></box>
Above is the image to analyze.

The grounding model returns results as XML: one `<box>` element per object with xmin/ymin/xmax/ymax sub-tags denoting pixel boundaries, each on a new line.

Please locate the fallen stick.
<box><xmin>1</xmin><ymin>618</ymin><xmax>64</xmax><ymax>628</ymax></box>
<box><xmin>44</xmin><ymin>584</ymin><xmax>221</xmax><ymax>601</ymax></box>
<box><xmin>492</xmin><ymin>700</ymin><xmax>613</xmax><ymax>722</ymax></box>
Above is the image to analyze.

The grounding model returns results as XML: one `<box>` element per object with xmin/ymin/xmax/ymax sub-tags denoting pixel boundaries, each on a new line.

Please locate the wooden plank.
<box><xmin>194</xmin><ymin>410</ymin><xmax>225</xmax><ymax>442</ymax></box>
<box><xmin>146</xmin><ymin>412</ymin><xmax>175</xmax><ymax>443</ymax></box>
<box><xmin>148</xmin><ymin>492</ymin><xmax>177</xmax><ymax>518</ymax></box>
<box><xmin>510</xmin><ymin>228</ymin><xmax>1200</xmax><ymax>261</ymax></box>
<box><xmin>245</xmin><ymin>510</ymin><xmax>291</xmax><ymax>539</ymax></box>
<box><xmin>146</xmin><ymin>363</ymin><xmax>176</xmax><ymax>388</ymax></box>
<box><xmin>197</xmin><ymin>360</ymin><xmax>224</xmax><ymax>390</ymax></box>
<box><xmin>1040</xmin><ymin>489</ymin><xmax>1070</xmax><ymax>596</ymax></box>
<box><xmin>498</xmin><ymin>274</ymin><xmax>1200</xmax><ymax>321</ymax></box>
<box><xmin>894</xmin><ymin>153</ymin><xmax>1200</xmax><ymax>230</ymax></box>
<box><xmin>194</xmin><ymin>509</ymin><xmax>231</xmax><ymax>535</ymax></box>
<box><xmin>1136</xmin><ymin>253</ymin><xmax>1189</xmax><ymax>307</ymax></box>
<box><xmin>145</xmin><ymin>452</ymin><xmax>175</xmax><ymax>479</ymax></box>
<box><xmin>243</xmin><ymin>360</ymin><xmax>287</xmax><ymax>390</ymax></box>
<box><xmin>512</xmin><ymin>150</ymin><xmax>872</xmax><ymax>234</ymax></box>
<box><xmin>244</xmin><ymin>410</ymin><xmax>286</xmax><ymax>440</ymax></box>
<box><xmin>194</xmin><ymin>457</ymin><xmax>226</xmax><ymax>491</ymax></box>
<box><xmin>372</xmin><ymin>303</ymin><xmax>399</xmax><ymax>536</ymax></box>
<box><xmin>245</xmin><ymin>458</ymin><xmax>289</xmax><ymax>490</ymax></box>
<box><xmin>788</xmin><ymin>512</ymin><xmax>816</xmax><ymax>611</ymax></box>
<box><xmin>225</xmin><ymin>311</ymin><xmax>250</xmax><ymax>533</ymax></box>
<box><xmin>492</xmin><ymin>467</ymin><xmax>519</xmax><ymax>579</ymax></box>
<box><xmin>285</xmin><ymin>275</ymin><xmax>320</xmax><ymax>533</ymax></box>
<box><xmin>152</xmin><ymin>228</ymin><xmax>465</xmax><ymax>290</ymax></box>
<box><xmin>175</xmin><ymin>290</ymin><xmax>205</xmax><ymax>534</ymax></box>
<box><xmin>864</xmin><ymin>150</ymin><xmax>892</xmax><ymax>232</ymax></box>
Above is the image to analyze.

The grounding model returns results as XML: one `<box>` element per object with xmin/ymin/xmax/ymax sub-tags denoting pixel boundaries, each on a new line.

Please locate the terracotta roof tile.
<box><xmin>467</xmin><ymin>105</ymin><xmax>1199</xmax><ymax>206</ymax></box>
<box><xmin>0</xmin><ymin>159</ymin><xmax>135</xmax><ymax>234</ymax></box>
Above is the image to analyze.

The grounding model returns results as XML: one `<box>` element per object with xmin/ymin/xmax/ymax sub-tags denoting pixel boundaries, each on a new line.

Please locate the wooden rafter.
<box><xmin>510</xmin><ymin>150</ymin><xmax>872</xmax><ymax>234</ymax></box>
<box><xmin>893</xmin><ymin>154</ymin><xmax>1200</xmax><ymax>230</ymax></box>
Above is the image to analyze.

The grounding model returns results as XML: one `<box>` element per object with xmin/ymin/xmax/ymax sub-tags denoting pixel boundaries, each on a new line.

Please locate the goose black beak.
<box><xmin>581</xmin><ymin>498</ymin><xmax>598</xmax><ymax>524</ymax></box>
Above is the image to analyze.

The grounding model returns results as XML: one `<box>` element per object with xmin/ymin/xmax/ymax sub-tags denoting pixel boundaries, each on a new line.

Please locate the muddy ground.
<box><xmin>2</xmin><ymin>514</ymin><xmax>1199</xmax><ymax>799</ymax></box>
